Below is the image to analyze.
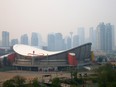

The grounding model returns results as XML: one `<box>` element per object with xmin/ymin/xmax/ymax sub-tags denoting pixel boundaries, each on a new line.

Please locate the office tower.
<box><xmin>11</xmin><ymin>39</ymin><xmax>18</xmax><ymax>46</ymax></box>
<box><xmin>55</xmin><ymin>33</ymin><xmax>63</xmax><ymax>51</ymax></box>
<box><xmin>2</xmin><ymin>31</ymin><xmax>9</xmax><ymax>47</ymax></box>
<box><xmin>20</xmin><ymin>34</ymin><xmax>28</xmax><ymax>45</ymax></box>
<box><xmin>96</xmin><ymin>22</ymin><xmax>106</xmax><ymax>51</ymax></box>
<box><xmin>31</xmin><ymin>32</ymin><xmax>38</xmax><ymax>46</ymax></box>
<box><xmin>89</xmin><ymin>27</ymin><xmax>94</xmax><ymax>43</ymax></box>
<box><xmin>89</xmin><ymin>27</ymin><xmax>96</xmax><ymax>49</ymax></box>
<box><xmin>47</xmin><ymin>33</ymin><xmax>55</xmax><ymax>51</ymax></box>
<box><xmin>66</xmin><ymin>36</ymin><xmax>71</xmax><ymax>49</ymax></box>
<box><xmin>78</xmin><ymin>27</ymin><xmax>85</xmax><ymax>45</ymax></box>
<box><xmin>73</xmin><ymin>35</ymin><xmax>79</xmax><ymax>48</ymax></box>
<box><xmin>96</xmin><ymin>22</ymin><xmax>113</xmax><ymax>52</ymax></box>
<box><xmin>62</xmin><ymin>38</ymin><xmax>66</xmax><ymax>50</ymax></box>
<box><xmin>38</xmin><ymin>33</ymin><xmax>42</xmax><ymax>48</ymax></box>
<box><xmin>105</xmin><ymin>23</ymin><xmax>113</xmax><ymax>52</ymax></box>
<box><xmin>112</xmin><ymin>25</ymin><xmax>115</xmax><ymax>50</ymax></box>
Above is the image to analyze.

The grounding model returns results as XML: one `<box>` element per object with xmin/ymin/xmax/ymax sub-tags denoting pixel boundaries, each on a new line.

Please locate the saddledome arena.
<box><xmin>13</xmin><ymin>43</ymin><xmax>92</xmax><ymax>71</ymax></box>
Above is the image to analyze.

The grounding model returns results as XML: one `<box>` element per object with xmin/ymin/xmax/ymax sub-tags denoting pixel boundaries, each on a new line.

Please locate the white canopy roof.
<box><xmin>13</xmin><ymin>44</ymin><xmax>62</xmax><ymax>57</ymax></box>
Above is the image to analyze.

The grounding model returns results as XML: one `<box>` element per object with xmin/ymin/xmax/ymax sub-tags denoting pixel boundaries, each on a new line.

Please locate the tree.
<box><xmin>97</xmin><ymin>63</ymin><xmax>116</xmax><ymax>87</ymax></box>
<box><xmin>12</xmin><ymin>75</ymin><xmax>26</xmax><ymax>87</ymax></box>
<box><xmin>3</xmin><ymin>79</ymin><xmax>15</xmax><ymax>87</ymax></box>
<box><xmin>52</xmin><ymin>77</ymin><xmax>61</xmax><ymax>87</ymax></box>
<box><xmin>32</xmin><ymin>78</ymin><xmax>40</xmax><ymax>87</ymax></box>
<box><xmin>3</xmin><ymin>75</ymin><xmax>26</xmax><ymax>87</ymax></box>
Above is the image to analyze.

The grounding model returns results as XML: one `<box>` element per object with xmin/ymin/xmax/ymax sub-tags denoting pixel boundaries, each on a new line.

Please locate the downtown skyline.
<box><xmin>0</xmin><ymin>0</ymin><xmax>116</xmax><ymax>41</ymax></box>
<box><xmin>0</xmin><ymin>22</ymin><xmax>115</xmax><ymax>42</ymax></box>
<box><xmin>0</xmin><ymin>22</ymin><xmax>115</xmax><ymax>52</ymax></box>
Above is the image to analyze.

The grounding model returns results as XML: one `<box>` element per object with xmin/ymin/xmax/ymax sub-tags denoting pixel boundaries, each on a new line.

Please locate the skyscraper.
<box><xmin>111</xmin><ymin>25</ymin><xmax>115</xmax><ymax>50</ymax></box>
<box><xmin>47</xmin><ymin>33</ymin><xmax>64</xmax><ymax>51</ymax></box>
<box><xmin>89</xmin><ymin>27</ymin><xmax>94</xmax><ymax>43</ymax></box>
<box><xmin>2</xmin><ymin>31</ymin><xmax>9</xmax><ymax>47</ymax></box>
<box><xmin>11</xmin><ymin>39</ymin><xmax>18</xmax><ymax>46</ymax></box>
<box><xmin>55</xmin><ymin>33</ymin><xmax>63</xmax><ymax>51</ymax></box>
<box><xmin>38</xmin><ymin>33</ymin><xmax>42</xmax><ymax>48</ymax></box>
<box><xmin>66</xmin><ymin>36</ymin><xmax>71</xmax><ymax>49</ymax></box>
<box><xmin>73</xmin><ymin>35</ymin><xmax>79</xmax><ymax>48</ymax></box>
<box><xmin>89</xmin><ymin>27</ymin><xmax>96</xmax><ymax>49</ymax></box>
<box><xmin>96</xmin><ymin>22</ymin><xmax>113</xmax><ymax>52</ymax></box>
<box><xmin>62</xmin><ymin>38</ymin><xmax>66</xmax><ymax>50</ymax></box>
<box><xmin>96</xmin><ymin>23</ymin><xmax>106</xmax><ymax>51</ymax></box>
<box><xmin>20</xmin><ymin>34</ymin><xmax>28</xmax><ymax>45</ymax></box>
<box><xmin>31</xmin><ymin>32</ymin><xmax>38</xmax><ymax>47</ymax></box>
<box><xmin>105</xmin><ymin>23</ymin><xmax>113</xmax><ymax>52</ymax></box>
<box><xmin>78</xmin><ymin>27</ymin><xmax>85</xmax><ymax>45</ymax></box>
<box><xmin>47</xmin><ymin>33</ymin><xmax>55</xmax><ymax>51</ymax></box>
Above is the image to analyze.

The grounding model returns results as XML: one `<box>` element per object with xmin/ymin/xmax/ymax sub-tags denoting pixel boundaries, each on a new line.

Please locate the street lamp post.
<box><xmin>32</xmin><ymin>51</ymin><xmax>35</xmax><ymax>65</ymax></box>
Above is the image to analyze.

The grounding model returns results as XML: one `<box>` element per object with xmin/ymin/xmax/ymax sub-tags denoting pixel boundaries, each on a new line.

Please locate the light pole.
<box><xmin>32</xmin><ymin>51</ymin><xmax>35</xmax><ymax>65</ymax></box>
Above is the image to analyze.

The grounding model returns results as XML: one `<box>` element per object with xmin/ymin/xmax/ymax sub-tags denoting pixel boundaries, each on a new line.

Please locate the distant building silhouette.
<box><xmin>78</xmin><ymin>27</ymin><xmax>85</xmax><ymax>45</ymax></box>
<box><xmin>55</xmin><ymin>33</ymin><xmax>64</xmax><ymax>51</ymax></box>
<box><xmin>47</xmin><ymin>33</ymin><xmax>65</xmax><ymax>51</ymax></box>
<box><xmin>96</xmin><ymin>22</ymin><xmax>114</xmax><ymax>52</ymax></box>
<box><xmin>11</xmin><ymin>39</ymin><xmax>18</xmax><ymax>46</ymax></box>
<box><xmin>112</xmin><ymin>25</ymin><xmax>115</xmax><ymax>50</ymax></box>
<box><xmin>96</xmin><ymin>23</ymin><xmax>106</xmax><ymax>51</ymax></box>
<box><xmin>89</xmin><ymin>27</ymin><xmax>96</xmax><ymax>49</ymax></box>
<box><xmin>47</xmin><ymin>33</ymin><xmax>55</xmax><ymax>51</ymax></box>
<box><xmin>105</xmin><ymin>23</ymin><xmax>113</xmax><ymax>52</ymax></box>
<box><xmin>31</xmin><ymin>32</ymin><xmax>38</xmax><ymax>46</ymax></box>
<box><xmin>66</xmin><ymin>36</ymin><xmax>71</xmax><ymax>49</ymax></box>
<box><xmin>20</xmin><ymin>34</ymin><xmax>28</xmax><ymax>45</ymax></box>
<box><xmin>38</xmin><ymin>33</ymin><xmax>42</xmax><ymax>48</ymax></box>
<box><xmin>73</xmin><ymin>35</ymin><xmax>79</xmax><ymax>48</ymax></box>
<box><xmin>62</xmin><ymin>38</ymin><xmax>66</xmax><ymax>50</ymax></box>
<box><xmin>2</xmin><ymin>31</ymin><xmax>9</xmax><ymax>47</ymax></box>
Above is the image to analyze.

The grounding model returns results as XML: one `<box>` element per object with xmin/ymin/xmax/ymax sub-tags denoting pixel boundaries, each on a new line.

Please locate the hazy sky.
<box><xmin>0</xmin><ymin>0</ymin><xmax>116</xmax><ymax>42</ymax></box>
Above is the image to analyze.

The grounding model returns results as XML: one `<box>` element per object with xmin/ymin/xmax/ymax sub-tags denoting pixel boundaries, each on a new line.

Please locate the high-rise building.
<box><xmin>47</xmin><ymin>33</ymin><xmax>55</xmax><ymax>51</ymax></box>
<box><xmin>78</xmin><ymin>27</ymin><xmax>85</xmax><ymax>45</ymax></box>
<box><xmin>112</xmin><ymin>25</ymin><xmax>115</xmax><ymax>50</ymax></box>
<box><xmin>47</xmin><ymin>33</ymin><xmax>64</xmax><ymax>51</ymax></box>
<box><xmin>96</xmin><ymin>22</ymin><xmax>113</xmax><ymax>52</ymax></box>
<box><xmin>2</xmin><ymin>31</ymin><xmax>9</xmax><ymax>47</ymax></box>
<box><xmin>38</xmin><ymin>33</ymin><xmax>42</xmax><ymax>48</ymax></box>
<box><xmin>105</xmin><ymin>23</ymin><xmax>113</xmax><ymax>52</ymax></box>
<box><xmin>89</xmin><ymin>27</ymin><xmax>94</xmax><ymax>43</ymax></box>
<box><xmin>20</xmin><ymin>34</ymin><xmax>28</xmax><ymax>45</ymax></box>
<box><xmin>55</xmin><ymin>33</ymin><xmax>63</xmax><ymax>51</ymax></box>
<box><xmin>31</xmin><ymin>32</ymin><xmax>38</xmax><ymax>46</ymax></box>
<box><xmin>96</xmin><ymin>23</ymin><xmax>106</xmax><ymax>51</ymax></box>
<box><xmin>11</xmin><ymin>39</ymin><xmax>18</xmax><ymax>46</ymax></box>
<box><xmin>62</xmin><ymin>38</ymin><xmax>66</xmax><ymax>50</ymax></box>
<box><xmin>66</xmin><ymin>36</ymin><xmax>71</xmax><ymax>49</ymax></box>
<box><xmin>89</xmin><ymin>27</ymin><xmax>96</xmax><ymax>49</ymax></box>
<box><xmin>73</xmin><ymin>35</ymin><xmax>79</xmax><ymax>48</ymax></box>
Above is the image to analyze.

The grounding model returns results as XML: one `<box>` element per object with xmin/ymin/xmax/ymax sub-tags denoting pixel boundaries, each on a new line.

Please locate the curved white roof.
<box><xmin>13</xmin><ymin>44</ymin><xmax>62</xmax><ymax>57</ymax></box>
